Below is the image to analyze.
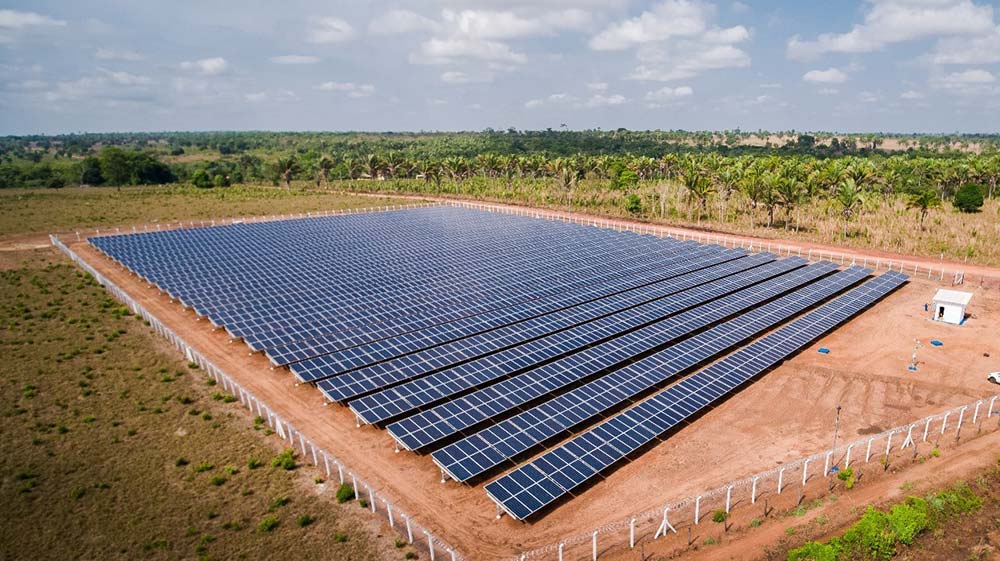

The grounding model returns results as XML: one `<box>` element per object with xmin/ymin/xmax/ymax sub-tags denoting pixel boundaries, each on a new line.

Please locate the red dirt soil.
<box><xmin>65</xmin><ymin>229</ymin><xmax>1000</xmax><ymax>560</ymax></box>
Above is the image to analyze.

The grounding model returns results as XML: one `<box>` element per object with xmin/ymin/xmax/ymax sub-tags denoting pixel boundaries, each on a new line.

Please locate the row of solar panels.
<box><xmin>90</xmin><ymin>207</ymin><xmax>907</xmax><ymax>521</ymax></box>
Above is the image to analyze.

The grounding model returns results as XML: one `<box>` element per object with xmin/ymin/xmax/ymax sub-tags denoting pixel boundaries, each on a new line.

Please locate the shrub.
<box><xmin>209</xmin><ymin>475</ymin><xmax>227</xmax><ymax>486</ymax></box>
<box><xmin>271</xmin><ymin>449</ymin><xmax>296</xmax><ymax>470</ymax></box>
<box><xmin>624</xmin><ymin>193</ymin><xmax>643</xmax><ymax>215</ymax></box>
<box><xmin>193</xmin><ymin>462</ymin><xmax>214</xmax><ymax>473</ymax></box>
<box><xmin>247</xmin><ymin>458</ymin><xmax>262</xmax><ymax>470</ymax></box>
<box><xmin>931</xmin><ymin>448</ymin><xmax>940</xmax><ymax>457</ymax></box>
<box><xmin>335</xmin><ymin>483</ymin><xmax>355</xmax><ymax>503</ymax></box>
<box><xmin>334</xmin><ymin>532</ymin><xmax>348</xmax><ymax>543</ymax></box>
<box><xmin>296</xmin><ymin>514</ymin><xmax>314</xmax><ymax>528</ymax></box>
<box><xmin>175</xmin><ymin>457</ymin><xmax>189</xmax><ymax>467</ymax></box>
<box><xmin>258</xmin><ymin>516</ymin><xmax>279</xmax><ymax>533</ymax></box>
<box><xmin>787</xmin><ymin>541</ymin><xmax>837</xmax><ymax>561</ymax></box>
<box><xmin>837</xmin><ymin>467</ymin><xmax>856</xmax><ymax>490</ymax></box>
<box><xmin>395</xmin><ymin>538</ymin><xmax>406</xmax><ymax>548</ymax></box>
<box><xmin>269</xmin><ymin>496</ymin><xmax>290</xmax><ymax>511</ymax></box>
<box><xmin>712</xmin><ymin>509</ymin><xmax>728</xmax><ymax>524</ymax></box>
<box><xmin>837</xmin><ymin>507</ymin><xmax>895</xmax><ymax>560</ymax></box>
<box><xmin>70</xmin><ymin>487</ymin><xmax>86</xmax><ymax>500</ymax></box>
<box><xmin>749</xmin><ymin>518</ymin><xmax>762</xmax><ymax>528</ymax></box>
<box><xmin>404</xmin><ymin>552</ymin><xmax>417</xmax><ymax>560</ymax></box>
<box><xmin>888</xmin><ymin>498</ymin><xmax>928</xmax><ymax>545</ymax></box>
<box><xmin>954</xmin><ymin>183</ymin><xmax>984</xmax><ymax>213</ymax></box>
<box><xmin>358</xmin><ymin>498</ymin><xmax>369</xmax><ymax>509</ymax></box>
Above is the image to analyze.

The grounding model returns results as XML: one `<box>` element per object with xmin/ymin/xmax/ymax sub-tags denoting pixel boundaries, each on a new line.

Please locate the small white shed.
<box><xmin>931</xmin><ymin>289</ymin><xmax>972</xmax><ymax>325</ymax></box>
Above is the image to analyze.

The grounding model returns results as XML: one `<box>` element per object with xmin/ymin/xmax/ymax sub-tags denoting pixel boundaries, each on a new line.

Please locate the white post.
<box><xmin>406</xmin><ymin>516</ymin><xmax>413</xmax><ymax>543</ymax></box>
<box><xmin>923</xmin><ymin>417</ymin><xmax>932</xmax><ymax>442</ymax></box>
<box><xmin>973</xmin><ymin>401</ymin><xmax>981</xmax><ymax>425</ymax></box>
<box><xmin>884</xmin><ymin>432</ymin><xmax>893</xmax><ymax>458</ymax></box>
<box><xmin>865</xmin><ymin>438</ymin><xmax>874</xmax><ymax>462</ymax></box>
<box><xmin>592</xmin><ymin>531</ymin><xmax>597</xmax><ymax>561</ymax></box>
<box><xmin>558</xmin><ymin>543</ymin><xmax>564</xmax><ymax>561</ymax></box>
<box><xmin>845</xmin><ymin>444</ymin><xmax>854</xmax><ymax>468</ymax></box>
<box><xmin>352</xmin><ymin>474</ymin><xmax>358</xmax><ymax>499</ymax></box>
<box><xmin>941</xmin><ymin>412</ymin><xmax>950</xmax><ymax>434</ymax></box>
<box><xmin>337</xmin><ymin>462</ymin><xmax>344</xmax><ymax>483</ymax></box>
<box><xmin>777</xmin><ymin>468</ymin><xmax>784</xmax><ymax>494</ymax></box>
<box><xmin>802</xmin><ymin>459</ymin><xmax>809</xmax><ymax>486</ymax></box>
<box><xmin>694</xmin><ymin>496</ymin><xmax>701</xmax><ymax>524</ymax></box>
<box><xmin>369</xmin><ymin>487</ymin><xmax>376</xmax><ymax>512</ymax></box>
<box><xmin>824</xmin><ymin>452</ymin><xmax>831</xmax><ymax>476</ymax></box>
<box><xmin>426</xmin><ymin>531</ymin><xmax>435</xmax><ymax>561</ymax></box>
<box><xmin>725</xmin><ymin>485</ymin><xmax>733</xmax><ymax>513</ymax></box>
<box><xmin>751</xmin><ymin>477</ymin><xmax>758</xmax><ymax>504</ymax></box>
<box><xmin>989</xmin><ymin>396</ymin><xmax>998</xmax><ymax>418</ymax></box>
<box><xmin>629</xmin><ymin>518</ymin><xmax>635</xmax><ymax>548</ymax></box>
<box><xmin>387</xmin><ymin>502</ymin><xmax>394</xmax><ymax>528</ymax></box>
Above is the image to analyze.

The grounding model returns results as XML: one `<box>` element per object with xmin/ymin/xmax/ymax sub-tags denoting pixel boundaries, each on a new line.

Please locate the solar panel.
<box><xmin>388</xmin><ymin>261</ymin><xmax>842</xmax><ymax>456</ymax></box>
<box><xmin>288</xmin><ymin>244</ymin><xmax>737</xmax><ymax>380</ymax></box>
<box><xmin>345</xmin><ymin>254</ymin><xmax>799</xmax><ymax>423</ymax></box>
<box><xmin>430</xmin><ymin>265</ymin><xmax>870</xmax><ymax>482</ymax></box>
<box><xmin>485</xmin><ymin>271</ymin><xmax>907</xmax><ymax>520</ymax></box>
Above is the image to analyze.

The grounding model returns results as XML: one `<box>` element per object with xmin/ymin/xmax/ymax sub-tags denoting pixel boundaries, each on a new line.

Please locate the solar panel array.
<box><xmin>90</xmin><ymin>206</ymin><xmax>906</xmax><ymax>521</ymax></box>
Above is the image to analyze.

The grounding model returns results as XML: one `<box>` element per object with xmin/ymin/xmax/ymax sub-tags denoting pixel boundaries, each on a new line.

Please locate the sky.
<box><xmin>1</xmin><ymin>0</ymin><xmax>999</xmax><ymax>134</ymax></box>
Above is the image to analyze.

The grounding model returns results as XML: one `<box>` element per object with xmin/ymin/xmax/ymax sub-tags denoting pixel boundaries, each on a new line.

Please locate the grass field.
<box><xmin>0</xmin><ymin>214</ymin><xmax>419</xmax><ymax>561</ymax></box>
<box><xmin>0</xmin><ymin>186</ymin><xmax>413</xmax><ymax>238</ymax></box>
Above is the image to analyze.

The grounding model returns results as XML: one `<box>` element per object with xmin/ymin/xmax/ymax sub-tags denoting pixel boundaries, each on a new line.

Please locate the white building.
<box><xmin>931</xmin><ymin>289</ymin><xmax>972</xmax><ymax>325</ymax></box>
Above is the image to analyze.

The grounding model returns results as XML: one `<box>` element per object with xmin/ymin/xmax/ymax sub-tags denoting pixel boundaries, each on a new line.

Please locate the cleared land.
<box><xmin>69</xmin><ymin>214</ymin><xmax>1000</xmax><ymax>560</ymax></box>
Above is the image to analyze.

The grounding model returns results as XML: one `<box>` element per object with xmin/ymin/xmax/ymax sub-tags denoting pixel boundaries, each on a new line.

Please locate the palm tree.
<box><xmin>835</xmin><ymin>177</ymin><xmax>866</xmax><ymax>238</ymax></box>
<box><xmin>715</xmin><ymin>163</ymin><xmax>742</xmax><ymax>223</ymax></box>
<box><xmin>273</xmin><ymin>156</ymin><xmax>298</xmax><ymax>189</ymax></box>
<box><xmin>315</xmin><ymin>155</ymin><xmax>334</xmax><ymax>188</ymax></box>
<box><xmin>680</xmin><ymin>157</ymin><xmax>713</xmax><ymax>223</ymax></box>
<box><xmin>760</xmin><ymin>171</ymin><xmax>782</xmax><ymax>228</ymax></box>
<box><xmin>775</xmin><ymin>173</ymin><xmax>803</xmax><ymax>230</ymax></box>
<box><xmin>906</xmin><ymin>188</ymin><xmax>940</xmax><ymax>231</ymax></box>
<box><xmin>363</xmin><ymin>153</ymin><xmax>383</xmax><ymax>180</ymax></box>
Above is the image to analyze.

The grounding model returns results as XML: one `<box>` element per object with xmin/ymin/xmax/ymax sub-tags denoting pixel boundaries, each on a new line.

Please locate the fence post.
<box><xmin>751</xmin><ymin>477</ymin><xmax>758</xmax><ymax>504</ymax></box>
<box><xmin>629</xmin><ymin>518</ymin><xmax>635</xmax><ymax>548</ymax></box>
<box><xmin>956</xmin><ymin>407</ymin><xmax>966</xmax><ymax>440</ymax></box>
<box><xmin>725</xmin><ymin>485</ymin><xmax>733</xmax><ymax>513</ymax></box>
<box><xmin>777</xmin><ymin>468</ymin><xmax>784</xmax><ymax>494</ymax></box>
<box><xmin>802</xmin><ymin>459</ymin><xmax>809</xmax><ymax>486</ymax></box>
<box><xmin>406</xmin><ymin>516</ymin><xmax>413</xmax><ymax>543</ymax></box>
<box><xmin>845</xmin><ymin>444</ymin><xmax>853</xmax><ymax>467</ymax></box>
<box><xmin>425</xmin><ymin>531</ymin><xmax>435</xmax><ymax>561</ymax></box>
<box><xmin>558</xmin><ymin>543</ymin><xmax>564</xmax><ymax>561</ymax></box>
<box><xmin>592</xmin><ymin>531</ymin><xmax>598</xmax><ymax>561</ymax></box>
<box><xmin>865</xmin><ymin>438</ymin><xmax>874</xmax><ymax>462</ymax></box>
<box><xmin>694</xmin><ymin>496</ymin><xmax>701</xmax><ymax>524</ymax></box>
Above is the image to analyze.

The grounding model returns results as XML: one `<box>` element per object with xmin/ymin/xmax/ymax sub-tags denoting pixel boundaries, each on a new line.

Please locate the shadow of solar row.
<box><xmin>288</xmin><ymin>244</ymin><xmax>736</xmax><ymax>380</ymax></box>
<box><xmin>264</xmin><ymin>241</ymin><xmax>715</xmax><ymax>364</ymax></box>
<box><xmin>430</xmin><ymin>264</ymin><xmax>862</xmax><ymax>482</ymax></box>
<box><xmin>345</xmin><ymin>253</ymin><xmax>798</xmax><ymax>424</ymax></box>
<box><xmin>395</xmin><ymin>261</ymin><xmax>840</xmax><ymax>461</ymax></box>
<box><xmin>485</xmin><ymin>271</ymin><xmax>908</xmax><ymax>520</ymax></box>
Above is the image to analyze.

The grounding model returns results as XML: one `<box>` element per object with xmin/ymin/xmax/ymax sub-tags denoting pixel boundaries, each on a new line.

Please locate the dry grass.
<box><xmin>0</xmin><ymin>249</ymin><xmax>412</xmax><ymax>561</ymax></box>
<box><xmin>0</xmin><ymin>186</ymin><xmax>413</xmax><ymax>238</ymax></box>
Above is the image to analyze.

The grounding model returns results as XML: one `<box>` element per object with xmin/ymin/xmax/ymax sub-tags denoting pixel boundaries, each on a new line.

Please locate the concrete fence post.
<box><xmin>751</xmin><ymin>477</ymin><xmax>758</xmax><ymax>504</ymax></box>
<box><xmin>802</xmin><ymin>459</ymin><xmax>809</xmax><ymax>486</ymax></box>
<box><xmin>725</xmin><ymin>485</ymin><xmax>733</xmax><ymax>513</ymax></box>
<box><xmin>694</xmin><ymin>496</ymin><xmax>701</xmax><ymax>524</ymax></box>
<box><xmin>777</xmin><ymin>468</ymin><xmax>784</xmax><ymax>494</ymax></box>
<box><xmin>592</xmin><ymin>531</ymin><xmax>597</xmax><ymax>561</ymax></box>
<box><xmin>846</xmin><ymin>444</ymin><xmax>854</xmax><ymax>467</ymax></box>
<box><xmin>629</xmin><ymin>518</ymin><xmax>635</xmax><ymax>548</ymax></box>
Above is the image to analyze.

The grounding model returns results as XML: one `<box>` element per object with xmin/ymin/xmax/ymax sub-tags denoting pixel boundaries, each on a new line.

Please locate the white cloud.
<box><xmin>245</xmin><ymin>89</ymin><xmax>297</xmax><ymax>103</ymax></box>
<box><xmin>96</xmin><ymin>48</ymin><xmax>144</xmax><ymax>61</ymax></box>
<box><xmin>99</xmin><ymin>68</ymin><xmax>153</xmax><ymax>86</ymax></box>
<box><xmin>316</xmin><ymin>81</ymin><xmax>375</xmax><ymax>97</ymax></box>
<box><xmin>5</xmin><ymin>79</ymin><xmax>47</xmax><ymax>90</ymax></box>
<box><xmin>629</xmin><ymin>44</ymin><xmax>749</xmax><ymax>81</ymax></box>
<box><xmin>442</xmin><ymin>8</ymin><xmax>591</xmax><ymax>40</ymax></box>
<box><xmin>593</xmin><ymin>1</ymin><xmax>750</xmax><ymax>82</ymax></box>
<box><xmin>308</xmin><ymin>16</ymin><xmax>354</xmax><ymax>43</ymax></box>
<box><xmin>930</xmin><ymin>27</ymin><xmax>1000</xmax><ymax>64</ymax></box>
<box><xmin>369</xmin><ymin>9</ymin><xmax>440</xmax><ymax>34</ymax></box>
<box><xmin>803</xmin><ymin>67</ymin><xmax>847</xmax><ymax>84</ymax></box>
<box><xmin>413</xmin><ymin>37</ymin><xmax>527</xmax><ymax>64</ymax></box>
<box><xmin>590</xmin><ymin>0</ymin><xmax>712</xmax><ymax>50</ymax></box>
<box><xmin>580</xmin><ymin>93</ymin><xmax>627</xmax><ymax>107</ymax></box>
<box><xmin>587</xmin><ymin>82</ymin><xmax>609</xmax><ymax>91</ymax></box>
<box><xmin>645</xmin><ymin>85</ymin><xmax>694</xmax><ymax>102</ymax></box>
<box><xmin>44</xmin><ymin>70</ymin><xmax>155</xmax><ymax>103</ymax></box>
<box><xmin>858</xmin><ymin>91</ymin><xmax>880</xmax><ymax>103</ymax></box>
<box><xmin>440</xmin><ymin>71</ymin><xmax>493</xmax><ymax>84</ymax></box>
<box><xmin>940</xmin><ymin>68</ymin><xmax>995</xmax><ymax>84</ymax></box>
<box><xmin>269</xmin><ymin>55</ymin><xmax>320</xmax><ymax>65</ymax></box>
<box><xmin>787</xmin><ymin>0</ymin><xmax>996</xmax><ymax>60</ymax></box>
<box><xmin>0</xmin><ymin>9</ymin><xmax>66</xmax><ymax>29</ymax></box>
<box><xmin>900</xmin><ymin>90</ymin><xmax>925</xmax><ymax>99</ymax></box>
<box><xmin>525</xmin><ymin>93</ymin><xmax>573</xmax><ymax>108</ymax></box>
<box><xmin>180</xmin><ymin>57</ymin><xmax>227</xmax><ymax>75</ymax></box>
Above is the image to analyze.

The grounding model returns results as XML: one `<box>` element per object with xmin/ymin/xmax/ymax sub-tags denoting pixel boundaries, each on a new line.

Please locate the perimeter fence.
<box><xmin>50</xmin><ymin>233</ymin><xmax>466</xmax><ymax>561</ymax></box>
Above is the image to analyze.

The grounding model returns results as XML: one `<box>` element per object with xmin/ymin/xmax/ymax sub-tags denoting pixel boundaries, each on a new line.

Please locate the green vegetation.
<box><xmin>336</xmin><ymin>483</ymin><xmax>355</xmax><ymax>503</ymax></box>
<box><xmin>954</xmin><ymin>183</ymin><xmax>985</xmax><ymax>213</ymax></box>
<box><xmin>837</xmin><ymin>467</ymin><xmax>856</xmax><ymax>490</ymax></box>
<box><xmin>271</xmin><ymin>449</ymin><xmax>297</xmax><ymax>470</ymax></box>
<box><xmin>786</xmin><ymin>482</ymin><xmax>982</xmax><ymax>560</ymax></box>
<box><xmin>0</xmin><ymin>247</ymin><xmax>391</xmax><ymax>560</ymax></box>
<box><xmin>258</xmin><ymin>516</ymin><xmax>279</xmax><ymax>533</ymax></box>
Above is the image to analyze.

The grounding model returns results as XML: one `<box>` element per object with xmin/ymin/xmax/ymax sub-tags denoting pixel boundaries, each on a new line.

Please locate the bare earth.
<box><xmin>68</xmin><ymin>233</ymin><xmax>1000</xmax><ymax>560</ymax></box>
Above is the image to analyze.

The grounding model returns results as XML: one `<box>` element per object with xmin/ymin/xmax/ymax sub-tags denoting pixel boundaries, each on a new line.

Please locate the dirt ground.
<box><xmin>64</xmin><ymin>231</ymin><xmax>1000</xmax><ymax>561</ymax></box>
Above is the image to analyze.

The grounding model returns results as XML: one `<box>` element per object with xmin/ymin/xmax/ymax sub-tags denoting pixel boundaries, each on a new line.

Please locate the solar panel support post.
<box><xmin>440</xmin><ymin>469</ymin><xmax>447</xmax><ymax>484</ymax></box>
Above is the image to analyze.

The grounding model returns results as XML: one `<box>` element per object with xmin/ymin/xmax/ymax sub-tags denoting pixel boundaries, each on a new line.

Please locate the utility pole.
<box><xmin>830</xmin><ymin>404</ymin><xmax>842</xmax><ymax>473</ymax></box>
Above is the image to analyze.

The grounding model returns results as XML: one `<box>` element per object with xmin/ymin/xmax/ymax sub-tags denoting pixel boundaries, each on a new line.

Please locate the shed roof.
<box><xmin>932</xmin><ymin>289</ymin><xmax>973</xmax><ymax>307</ymax></box>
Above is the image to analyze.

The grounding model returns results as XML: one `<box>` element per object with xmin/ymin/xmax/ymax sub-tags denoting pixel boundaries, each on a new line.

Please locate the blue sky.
<box><xmin>1</xmin><ymin>0</ymin><xmax>998</xmax><ymax>134</ymax></box>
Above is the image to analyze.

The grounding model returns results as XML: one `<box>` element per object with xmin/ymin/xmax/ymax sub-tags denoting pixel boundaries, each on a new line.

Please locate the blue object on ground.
<box><xmin>908</xmin><ymin>365</ymin><xmax>918</xmax><ymax>372</ymax></box>
<box><xmin>931</xmin><ymin>340</ymin><xmax>943</xmax><ymax>346</ymax></box>
<box><xmin>818</xmin><ymin>347</ymin><xmax>830</xmax><ymax>354</ymax></box>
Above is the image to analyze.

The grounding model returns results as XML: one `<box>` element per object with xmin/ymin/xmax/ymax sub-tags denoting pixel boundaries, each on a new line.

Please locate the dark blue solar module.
<box><xmin>484</xmin><ymin>271</ymin><xmax>908</xmax><ymax>520</ymax></box>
